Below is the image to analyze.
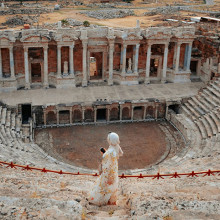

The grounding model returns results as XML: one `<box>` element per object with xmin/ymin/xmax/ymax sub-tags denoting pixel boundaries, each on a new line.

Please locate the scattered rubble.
<box><xmin>2</xmin><ymin>15</ymin><xmax>38</xmax><ymax>27</ymax></box>
<box><xmin>144</xmin><ymin>7</ymin><xmax>180</xmax><ymax>16</ymax></box>
<box><xmin>80</xmin><ymin>9</ymin><xmax>135</xmax><ymax>20</ymax></box>
<box><xmin>0</xmin><ymin>8</ymin><xmax>53</xmax><ymax>15</ymax></box>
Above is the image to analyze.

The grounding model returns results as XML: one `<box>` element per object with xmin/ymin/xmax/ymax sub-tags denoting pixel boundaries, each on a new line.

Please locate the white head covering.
<box><xmin>107</xmin><ymin>132</ymin><xmax>123</xmax><ymax>158</ymax></box>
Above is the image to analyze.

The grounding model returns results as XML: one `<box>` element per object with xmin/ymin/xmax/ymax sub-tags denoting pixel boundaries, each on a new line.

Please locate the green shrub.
<box><xmin>83</xmin><ymin>20</ymin><xmax>90</xmax><ymax>27</ymax></box>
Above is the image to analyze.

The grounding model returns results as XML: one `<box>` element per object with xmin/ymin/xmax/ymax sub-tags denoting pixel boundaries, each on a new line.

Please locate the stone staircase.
<box><xmin>180</xmin><ymin>78</ymin><xmax>220</xmax><ymax>140</ymax></box>
<box><xmin>0</xmin><ymin>79</ymin><xmax>220</xmax><ymax>219</ymax></box>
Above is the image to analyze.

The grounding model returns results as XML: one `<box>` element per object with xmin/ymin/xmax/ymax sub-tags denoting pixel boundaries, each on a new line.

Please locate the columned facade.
<box><xmin>0</xmin><ymin>27</ymin><xmax>196</xmax><ymax>91</ymax></box>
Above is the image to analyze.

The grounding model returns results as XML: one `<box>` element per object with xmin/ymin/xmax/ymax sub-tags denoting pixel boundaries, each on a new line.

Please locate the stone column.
<box><xmin>0</xmin><ymin>48</ymin><xmax>2</xmax><ymax>78</ymax></box>
<box><xmin>175</xmin><ymin>42</ymin><xmax>181</xmax><ymax>72</ymax></box>
<box><xmin>70</xmin><ymin>110</ymin><xmax>72</xmax><ymax>124</ymax></box>
<box><xmin>9</xmin><ymin>46</ymin><xmax>15</xmax><ymax>79</ymax></box>
<box><xmin>121</xmin><ymin>44</ymin><xmax>127</xmax><ymax>76</ymax></box>
<box><xmin>131</xmin><ymin>106</ymin><xmax>134</xmax><ymax>121</ymax></box>
<box><xmin>82</xmin><ymin>41</ymin><xmax>88</xmax><ymax>87</ymax></box>
<box><xmin>57</xmin><ymin>45</ymin><xmax>61</xmax><ymax>77</ymax></box>
<box><xmin>161</xmin><ymin>43</ymin><xmax>168</xmax><ymax>83</ymax></box>
<box><xmin>155</xmin><ymin>103</ymin><xmax>158</xmax><ymax>120</ymax></box>
<box><xmin>43</xmin><ymin>109</ymin><xmax>46</xmax><ymax>126</ymax></box>
<box><xmin>43</xmin><ymin>46</ymin><xmax>49</xmax><ymax>88</ymax></box>
<box><xmin>120</xmin><ymin>105</ymin><xmax>123</xmax><ymax>121</ymax></box>
<box><xmin>56</xmin><ymin>111</ymin><xmax>59</xmax><ymax>125</ymax></box>
<box><xmin>134</xmin><ymin>44</ymin><xmax>140</xmax><ymax>75</ymax></box>
<box><xmin>145</xmin><ymin>44</ymin><xmax>152</xmax><ymax>84</ymax></box>
<box><xmin>186</xmin><ymin>42</ymin><xmax>192</xmax><ymax>71</ymax></box>
<box><xmin>108</xmin><ymin>43</ymin><xmax>114</xmax><ymax>85</ymax></box>
<box><xmin>69</xmin><ymin>45</ymin><xmax>74</xmax><ymax>76</ymax></box>
<box><xmin>24</xmin><ymin>47</ymin><xmax>30</xmax><ymax>89</ymax></box>
<box><xmin>143</xmin><ymin>105</ymin><xmax>146</xmax><ymax>120</ymax></box>
<box><xmin>82</xmin><ymin>107</ymin><xmax>85</xmax><ymax>123</ymax></box>
<box><xmin>94</xmin><ymin>107</ymin><xmax>97</xmax><ymax>123</ymax></box>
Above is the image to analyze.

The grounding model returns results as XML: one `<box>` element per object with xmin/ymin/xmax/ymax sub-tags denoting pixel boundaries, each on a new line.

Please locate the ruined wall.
<box><xmin>61</xmin><ymin>46</ymin><xmax>69</xmax><ymax>73</ymax></box>
<box><xmin>113</xmin><ymin>43</ymin><xmax>121</xmax><ymax>71</ymax></box>
<box><xmin>74</xmin><ymin>43</ymin><xmax>83</xmax><ymax>72</ymax></box>
<box><xmin>138</xmin><ymin>42</ymin><xmax>147</xmax><ymax>70</ymax></box>
<box><xmin>14</xmin><ymin>46</ymin><xmax>24</xmax><ymax>75</ymax></box>
<box><xmin>48</xmin><ymin>45</ymin><xmax>57</xmax><ymax>74</ymax></box>
<box><xmin>1</xmin><ymin>48</ymin><xmax>10</xmax><ymax>75</ymax></box>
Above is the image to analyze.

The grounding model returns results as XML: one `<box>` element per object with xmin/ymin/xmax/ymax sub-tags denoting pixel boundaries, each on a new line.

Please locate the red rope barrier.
<box><xmin>0</xmin><ymin>160</ymin><xmax>219</xmax><ymax>179</ymax></box>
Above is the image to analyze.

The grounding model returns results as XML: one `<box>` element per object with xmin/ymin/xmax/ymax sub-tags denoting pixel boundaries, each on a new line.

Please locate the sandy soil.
<box><xmin>34</xmin><ymin>122</ymin><xmax>171</xmax><ymax>170</ymax></box>
<box><xmin>1</xmin><ymin>0</ymin><xmax>219</xmax><ymax>30</ymax></box>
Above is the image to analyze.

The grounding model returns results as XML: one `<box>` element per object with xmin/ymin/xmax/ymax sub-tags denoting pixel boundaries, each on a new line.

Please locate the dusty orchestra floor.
<box><xmin>34</xmin><ymin>121</ymin><xmax>176</xmax><ymax>170</ymax></box>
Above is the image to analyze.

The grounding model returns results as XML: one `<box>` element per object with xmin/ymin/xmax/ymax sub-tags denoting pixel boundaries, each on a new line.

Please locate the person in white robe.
<box><xmin>89</xmin><ymin>132</ymin><xmax>123</xmax><ymax>206</ymax></box>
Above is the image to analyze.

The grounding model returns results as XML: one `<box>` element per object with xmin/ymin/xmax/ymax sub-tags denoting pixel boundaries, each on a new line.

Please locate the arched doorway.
<box><xmin>47</xmin><ymin>111</ymin><xmax>56</xmax><ymax>125</ymax></box>
<box><xmin>146</xmin><ymin>106</ymin><xmax>154</xmax><ymax>119</ymax></box>
<box><xmin>85</xmin><ymin>109</ymin><xmax>93</xmax><ymax>122</ymax></box>
<box><xmin>89</xmin><ymin>52</ymin><xmax>103</xmax><ymax>80</ymax></box>
<box><xmin>73</xmin><ymin>109</ymin><xmax>82</xmax><ymax>123</ymax></box>
<box><xmin>122</xmin><ymin>107</ymin><xmax>130</xmax><ymax>120</ymax></box>
<box><xmin>59</xmin><ymin>110</ymin><xmax>70</xmax><ymax>124</ymax></box>
<box><xmin>133</xmin><ymin>106</ymin><xmax>144</xmax><ymax>120</ymax></box>
<box><xmin>110</xmin><ymin>108</ymin><xmax>119</xmax><ymax>121</ymax></box>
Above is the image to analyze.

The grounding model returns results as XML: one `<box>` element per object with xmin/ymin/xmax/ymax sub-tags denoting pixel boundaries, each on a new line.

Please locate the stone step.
<box><xmin>185</xmin><ymin>103</ymin><xmax>200</xmax><ymax>118</ymax></box>
<box><xmin>191</xmin><ymin>96</ymin><xmax>209</xmax><ymax>113</ymax></box>
<box><xmin>194</xmin><ymin>120</ymin><xmax>208</xmax><ymax>139</ymax></box>
<box><xmin>201</xmin><ymin>92</ymin><xmax>217</xmax><ymax>108</ymax></box>
<box><xmin>200</xmin><ymin>117</ymin><xmax>212</xmax><ymax>137</ymax></box>
<box><xmin>209</xmin><ymin>112</ymin><xmax>220</xmax><ymax>133</ymax></box>
<box><xmin>197</xmin><ymin>95</ymin><xmax>213</xmax><ymax>111</ymax></box>
<box><xmin>204</xmin><ymin>88</ymin><xmax>220</xmax><ymax>105</ymax></box>
<box><xmin>207</xmin><ymin>86</ymin><xmax>220</xmax><ymax>99</ymax></box>
<box><xmin>204</xmin><ymin>114</ymin><xmax>217</xmax><ymax>135</ymax></box>
<box><xmin>180</xmin><ymin>105</ymin><xmax>196</xmax><ymax>120</ymax></box>
<box><xmin>210</xmin><ymin>82</ymin><xmax>220</xmax><ymax>93</ymax></box>
<box><xmin>188</xmin><ymin>99</ymin><xmax>205</xmax><ymax>115</ymax></box>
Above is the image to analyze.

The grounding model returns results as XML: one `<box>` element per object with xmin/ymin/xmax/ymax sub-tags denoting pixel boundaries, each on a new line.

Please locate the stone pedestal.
<box><xmin>56</xmin><ymin>74</ymin><xmax>76</xmax><ymax>88</ymax></box>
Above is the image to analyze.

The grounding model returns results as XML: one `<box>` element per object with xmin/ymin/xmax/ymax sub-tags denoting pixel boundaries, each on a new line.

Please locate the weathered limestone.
<box><xmin>43</xmin><ymin>46</ymin><xmax>49</xmax><ymax>88</ymax></box>
<box><xmin>145</xmin><ymin>44</ymin><xmax>151</xmax><ymax>84</ymax></box>
<box><xmin>161</xmin><ymin>43</ymin><xmax>168</xmax><ymax>83</ymax></box>
<box><xmin>0</xmin><ymin>48</ymin><xmax>2</xmax><ymax>78</ymax></box>
<box><xmin>24</xmin><ymin>47</ymin><xmax>30</xmax><ymax>89</ymax></box>
<box><xmin>0</xmin><ymin>26</ymin><xmax>196</xmax><ymax>91</ymax></box>
<box><xmin>133</xmin><ymin>44</ymin><xmax>140</xmax><ymax>75</ymax></box>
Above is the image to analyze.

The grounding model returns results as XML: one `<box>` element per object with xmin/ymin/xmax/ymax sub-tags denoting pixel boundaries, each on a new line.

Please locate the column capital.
<box><xmin>24</xmin><ymin>46</ymin><xmax>28</xmax><ymax>52</ymax></box>
<box><xmin>57</xmin><ymin>44</ymin><xmax>62</xmax><ymax>49</ymax></box>
<box><xmin>69</xmin><ymin>44</ymin><xmax>75</xmax><ymax>49</ymax></box>
<box><xmin>164</xmin><ymin>42</ymin><xmax>169</xmax><ymax>48</ymax></box>
<box><xmin>136</xmin><ymin>43</ymin><xmax>140</xmax><ymax>48</ymax></box>
<box><xmin>43</xmin><ymin>45</ymin><xmax>48</xmax><ymax>51</ymax></box>
<box><xmin>82</xmin><ymin>40</ymin><xmax>88</xmax><ymax>46</ymax></box>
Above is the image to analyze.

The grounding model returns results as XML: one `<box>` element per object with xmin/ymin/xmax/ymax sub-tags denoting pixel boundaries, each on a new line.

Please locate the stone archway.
<box><xmin>122</xmin><ymin>107</ymin><xmax>130</xmax><ymax>120</ymax></box>
<box><xmin>146</xmin><ymin>106</ymin><xmax>154</xmax><ymax>118</ymax></box>
<box><xmin>73</xmin><ymin>109</ymin><xmax>82</xmax><ymax>123</ymax></box>
<box><xmin>110</xmin><ymin>108</ymin><xmax>119</xmax><ymax>121</ymax></box>
<box><xmin>47</xmin><ymin>111</ymin><xmax>56</xmax><ymax>125</ymax></box>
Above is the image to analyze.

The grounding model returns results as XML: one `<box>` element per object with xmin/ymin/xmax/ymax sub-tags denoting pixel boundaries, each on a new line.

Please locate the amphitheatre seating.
<box><xmin>180</xmin><ymin>78</ymin><xmax>220</xmax><ymax>140</ymax></box>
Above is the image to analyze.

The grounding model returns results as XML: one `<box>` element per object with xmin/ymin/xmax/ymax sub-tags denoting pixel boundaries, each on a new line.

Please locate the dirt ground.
<box><xmin>34</xmin><ymin>121</ymin><xmax>171</xmax><ymax>170</ymax></box>
<box><xmin>1</xmin><ymin>0</ymin><xmax>220</xmax><ymax>29</ymax></box>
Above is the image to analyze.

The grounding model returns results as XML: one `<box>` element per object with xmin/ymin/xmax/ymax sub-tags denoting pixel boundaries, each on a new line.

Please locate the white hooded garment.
<box><xmin>89</xmin><ymin>132</ymin><xmax>123</xmax><ymax>206</ymax></box>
